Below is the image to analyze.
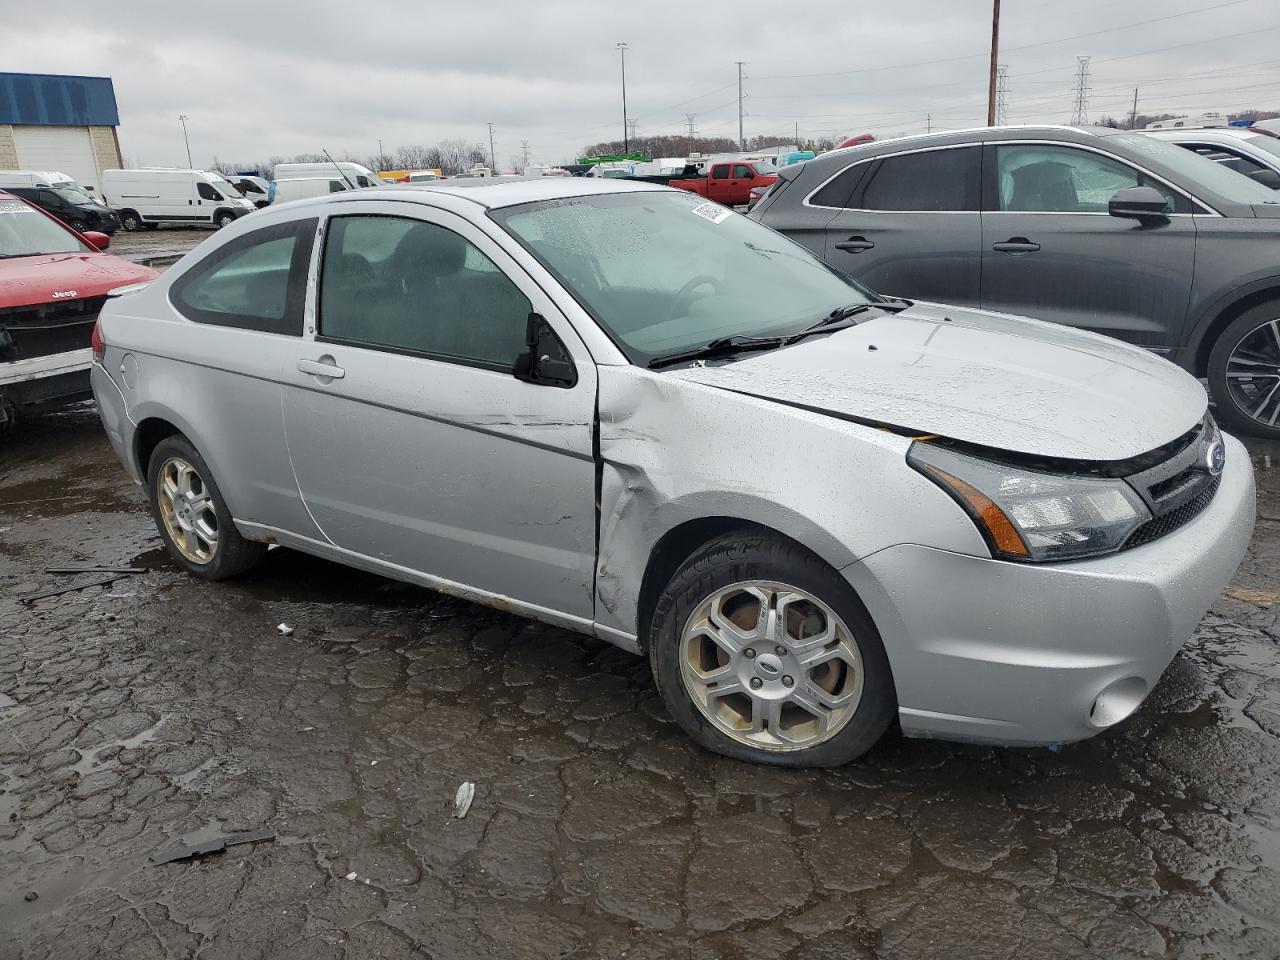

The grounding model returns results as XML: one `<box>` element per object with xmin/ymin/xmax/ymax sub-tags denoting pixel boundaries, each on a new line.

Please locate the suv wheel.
<box><xmin>119</xmin><ymin>210</ymin><xmax>142</xmax><ymax>232</ymax></box>
<box><xmin>1208</xmin><ymin>303</ymin><xmax>1280</xmax><ymax>440</ymax></box>
<box><xmin>68</xmin><ymin>219</ymin><xmax>88</xmax><ymax>233</ymax></box>
<box><xmin>147</xmin><ymin>435</ymin><xmax>267</xmax><ymax>580</ymax></box>
<box><xmin>648</xmin><ymin>530</ymin><xmax>896</xmax><ymax>767</ymax></box>
<box><xmin>215</xmin><ymin>211</ymin><xmax>236</xmax><ymax>229</ymax></box>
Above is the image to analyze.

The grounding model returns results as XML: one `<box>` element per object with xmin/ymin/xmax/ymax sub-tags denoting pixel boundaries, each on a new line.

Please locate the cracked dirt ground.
<box><xmin>2</xmin><ymin>408</ymin><xmax>1279</xmax><ymax>960</ymax></box>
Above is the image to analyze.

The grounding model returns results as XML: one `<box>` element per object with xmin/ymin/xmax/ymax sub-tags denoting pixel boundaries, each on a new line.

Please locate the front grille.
<box><xmin>1125</xmin><ymin>475</ymin><xmax>1220</xmax><ymax>549</ymax></box>
<box><xmin>0</xmin><ymin>295</ymin><xmax>107</xmax><ymax>361</ymax></box>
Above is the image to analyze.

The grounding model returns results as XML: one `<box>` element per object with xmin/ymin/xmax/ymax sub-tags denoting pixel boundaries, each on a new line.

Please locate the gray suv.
<box><xmin>752</xmin><ymin>125</ymin><xmax>1280</xmax><ymax>438</ymax></box>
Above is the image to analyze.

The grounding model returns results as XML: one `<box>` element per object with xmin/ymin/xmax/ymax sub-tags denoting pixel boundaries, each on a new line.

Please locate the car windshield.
<box><xmin>491</xmin><ymin>190</ymin><xmax>876</xmax><ymax>362</ymax></box>
<box><xmin>52</xmin><ymin>186</ymin><xmax>95</xmax><ymax>205</ymax></box>
<box><xmin>209</xmin><ymin>176</ymin><xmax>245</xmax><ymax>199</ymax></box>
<box><xmin>1242</xmin><ymin>134</ymin><xmax>1280</xmax><ymax>160</ymax></box>
<box><xmin>0</xmin><ymin>198</ymin><xmax>89</xmax><ymax>257</ymax></box>
<box><xmin>1120</xmin><ymin>134</ymin><xmax>1278</xmax><ymax>203</ymax></box>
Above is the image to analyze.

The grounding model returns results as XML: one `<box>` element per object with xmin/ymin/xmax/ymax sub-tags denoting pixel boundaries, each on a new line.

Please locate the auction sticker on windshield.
<box><xmin>0</xmin><ymin>200</ymin><xmax>36</xmax><ymax>214</ymax></box>
<box><xmin>691</xmin><ymin>202</ymin><xmax>733</xmax><ymax>224</ymax></box>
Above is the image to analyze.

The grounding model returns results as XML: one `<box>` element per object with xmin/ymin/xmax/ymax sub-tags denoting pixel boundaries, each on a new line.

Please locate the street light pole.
<box><xmin>986</xmin><ymin>0</ymin><xmax>1001</xmax><ymax>126</ymax></box>
<box><xmin>617</xmin><ymin>42</ymin><xmax>629</xmax><ymax>153</ymax></box>
<box><xmin>488</xmin><ymin>123</ymin><xmax>496</xmax><ymax>173</ymax></box>
<box><xmin>178</xmin><ymin>114</ymin><xmax>192</xmax><ymax>167</ymax></box>
<box><xmin>377</xmin><ymin>139</ymin><xmax>385</xmax><ymax>171</ymax></box>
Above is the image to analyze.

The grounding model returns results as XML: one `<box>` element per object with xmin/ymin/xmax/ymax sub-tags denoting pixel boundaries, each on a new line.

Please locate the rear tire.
<box><xmin>147</xmin><ymin>435</ymin><xmax>266</xmax><ymax>580</ymax></box>
<box><xmin>647</xmin><ymin>529</ymin><xmax>896</xmax><ymax>767</ymax></box>
<box><xmin>1207</xmin><ymin>302</ymin><xmax>1280</xmax><ymax>440</ymax></box>
<box><xmin>119</xmin><ymin>210</ymin><xmax>142</xmax><ymax>232</ymax></box>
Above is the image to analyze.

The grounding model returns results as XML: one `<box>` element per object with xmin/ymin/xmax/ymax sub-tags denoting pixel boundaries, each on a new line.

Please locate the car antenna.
<box><xmin>323</xmin><ymin>148</ymin><xmax>358</xmax><ymax>190</ymax></box>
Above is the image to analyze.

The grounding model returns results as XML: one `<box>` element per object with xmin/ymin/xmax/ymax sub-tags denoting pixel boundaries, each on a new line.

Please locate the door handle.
<box><xmin>297</xmin><ymin>356</ymin><xmax>345</xmax><ymax>380</ymax></box>
<box><xmin>834</xmin><ymin>236</ymin><xmax>875</xmax><ymax>253</ymax></box>
<box><xmin>992</xmin><ymin>238</ymin><xmax>1040</xmax><ymax>253</ymax></box>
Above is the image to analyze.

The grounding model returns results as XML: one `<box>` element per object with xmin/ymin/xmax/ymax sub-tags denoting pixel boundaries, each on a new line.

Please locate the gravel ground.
<box><xmin>108</xmin><ymin>228</ymin><xmax>214</xmax><ymax>268</ymax></box>
<box><xmin>1</xmin><ymin>406</ymin><xmax>1279</xmax><ymax>960</ymax></box>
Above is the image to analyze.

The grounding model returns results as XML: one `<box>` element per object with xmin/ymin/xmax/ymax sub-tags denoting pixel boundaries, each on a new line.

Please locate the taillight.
<box><xmin>91</xmin><ymin>318</ymin><xmax>105</xmax><ymax>363</ymax></box>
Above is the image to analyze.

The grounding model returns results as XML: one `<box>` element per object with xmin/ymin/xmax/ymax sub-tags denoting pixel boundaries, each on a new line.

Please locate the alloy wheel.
<box><xmin>156</xmin><ymin>456</ymin><xmax>219</xmax><ymax>564</ymax></box>
<box><xmin>1225</xmin><ymin>317</ymin><xmax>1280</xmax><ymax>428</ymax></box>
<box><xmin>679</xmin><ymin>580</ymin><xmax>864</xmax><ymax>751</ymax></box>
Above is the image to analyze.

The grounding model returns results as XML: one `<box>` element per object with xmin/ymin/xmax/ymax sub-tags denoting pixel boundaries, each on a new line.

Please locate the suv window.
<box><xmin>859</xmin><ymin>147</ymin><xmax>979</xmax><ymax>211</ymax></box>
<box><xmin>197</xmin><ymin>181</ymin><xmax>222</xmax><ymax>201</ymax></box>
<box><xmin>170</xmin><ymin>219</ymin><xmax>317</xmax><ymax>334</ymax></box>
<box><xmin>809</xmin><ymin>162</ymin><xmax>870</xmax><ymax>208</ymax></box>
<box><xmin>995</xmin><ymin>144</ymin><xmax>1187</xmax><ymax>213</ymax></box>
<box><xmin>1186</xmin><ymin>144</ymin><xmax>1268</xmax><ymax>178</ymax></box>
<box><xmin>319</xmin><ymin>215</ymin><xmax>531</xmax><ymax>370</ymax></box>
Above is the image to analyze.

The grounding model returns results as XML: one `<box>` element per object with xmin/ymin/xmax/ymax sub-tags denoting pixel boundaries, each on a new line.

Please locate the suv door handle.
<box><xmin>992</xmin><ymin>238</ymin><xmax>1040</xmax><ymax>253</ymax></box>
<box><xmin>297</xmin><ymin>357</ymin><xmax>346</xmax><ymax>380</ymax></box>
<box><xmin>834</xmin><ymin>236</ymin><xmax>875</xmax><ymax>252</ymax></box>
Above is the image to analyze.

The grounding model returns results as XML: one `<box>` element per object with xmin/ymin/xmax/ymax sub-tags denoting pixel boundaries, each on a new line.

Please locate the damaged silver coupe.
<box><xmin>91</xmin><ymin>178</ymin><xmax>1255</xmax><ymax>765</ymax></box>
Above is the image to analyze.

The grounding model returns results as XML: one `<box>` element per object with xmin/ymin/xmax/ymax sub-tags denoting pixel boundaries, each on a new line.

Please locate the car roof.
<box><xmin>391</xmin><ymin>175</ymin><xmax>664</xmax><ymax>209</ymax></box>
<box><xmin>813</xmin><ymin>124</ymin><xmax>1116</xmax><ymax>163</ymax></box>
<box><xmin>1145</xmin><ymin>127</ymin><xmax>1259</xmax><ymax>140</ymax></box>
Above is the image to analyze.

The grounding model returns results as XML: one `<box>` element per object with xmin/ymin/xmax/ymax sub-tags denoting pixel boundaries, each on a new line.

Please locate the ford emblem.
<box><xmin>1206</xmin><ymin>440</ymin><xmax>1225</xmax><ymax>477</ymax></box>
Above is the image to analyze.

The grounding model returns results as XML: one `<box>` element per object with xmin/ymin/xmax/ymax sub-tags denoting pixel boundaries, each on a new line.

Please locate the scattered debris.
<box><xmin>277</xmin><ymin>623</ymin><xmax>294</xmax><ymax>636</ymax></box>
<box><xmin>345</xmin><ymin>871</ymin><xmax>358</xmax><ymax>881</ymax></box>
<box><xmin>299</xmin><ymin>726</ymin><xmax>315</xmax><ymax>732</ymax></box>
<box><xmin>44</xmin><ymin>566</ymin><xmax>145</xmax><ymax>575</ymax></box>
<box><xmin>453</xmin><ymin>781</ymin><xmax>476</xmax><ymax>819</ymax></box>
<box><xmin>18</xmin><ymin>575</ymin><xmax>132</xmax><ymax>604</ymax></box>
<box><xmin>149</xmin><ymin>829</ymin><xmax>275</xmax><ymax>865</ymax></box>
<box><xmin>370</xmin><ymin>760</ymin><xmax>378</xmax><ymax>766</ymax></box>
<box><xmin>24</xmin><ymin>891</ymin><xmax>38</xmax><ymax>902</ymax></box>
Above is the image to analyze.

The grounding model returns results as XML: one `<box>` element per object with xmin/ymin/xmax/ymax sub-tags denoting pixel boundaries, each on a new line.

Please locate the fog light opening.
<box><xmin>1088</xmin><ymin>676</ymin><xmax>1149</xmax><ymax>729</ymax></box>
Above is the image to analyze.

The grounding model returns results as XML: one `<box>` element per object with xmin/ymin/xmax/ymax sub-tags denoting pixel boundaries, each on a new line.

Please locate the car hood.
<box><xmin>0</xmin><ymin>252</ymin><xmax>158</xmax><ymax>309</ymax></box>
<box><xmin>670</xmin><ymin>302</ymin><xmax>1208</xmax><ymax>462</ymax></box>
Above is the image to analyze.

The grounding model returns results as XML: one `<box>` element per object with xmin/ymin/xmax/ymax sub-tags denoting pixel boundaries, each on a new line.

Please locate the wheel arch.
<box><xmin>632</xmin><ymin>515</ymin><xmax>855</xmax><ymax>654</ymax></box>
<box><xmin>1190</xmin><ymin>282</ymin><xmax>1280</xmax><ymax>377</ymax></box>
<box><xmin>132</xmin><ymin>415</ymin><xmax>183</xmax><ymax>480</ymax></box>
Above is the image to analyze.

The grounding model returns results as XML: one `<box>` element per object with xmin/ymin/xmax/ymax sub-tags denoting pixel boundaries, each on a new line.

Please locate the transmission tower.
<box><xmin>685</xmin><ymin>113</ymin><xmax>696</xmax><ymax>152</ymax></box>
<box><xmin>1070</xmin><ymin>56</ymin><xmax>1091</xmax><ymax>126</ymax></box>
<box><xmin>995</xmin><ymin>65</ymin><xmax>1009</xmax><ymax>126</ymax></box>
<box><xmin>626</xmin><ymin>118</ymin><xmax>638</xmax><ymax>144</ymax></box>
<box><xmin>520</xmin><ymin>140</ymin><xmax>530</xmax><ymax>171</ymax></box>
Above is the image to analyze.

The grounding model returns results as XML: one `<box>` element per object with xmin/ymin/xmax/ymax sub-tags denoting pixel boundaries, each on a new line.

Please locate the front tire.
<box><xmin>648</xmin><ymin>530</ymin><xmax>896</xmax><ymax>767</ymax></box>
<box><xmin>1208</xmin><ymin>303</ymin><xmax>1280</xmax><ymax>440</ymax></box>
<box><xmin>215</xmin><ymin>211</ymin><xmax>236</xmax><ymax>228</ymax></box>
<box><xmin>119</xmin><ymin>210</ymin><xmax>142</xmax><ymax>232</ymax></box>
<box><xmin>68</xmin><ymin>219</ymin><xmax>88</xmax><ymax>233</ymax></box>
<box><xmin>147</xmin><ymin>435</ymin><xmax>266</xmax><ymax>580</ymax></box>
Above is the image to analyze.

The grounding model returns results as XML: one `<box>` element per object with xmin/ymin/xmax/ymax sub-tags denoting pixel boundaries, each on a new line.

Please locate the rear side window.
<box><xmin>808</xmin><ymin>162</ymin><xmax>870</xmax><ymax>208</ymax></box>
<box><xmin>732</xmin><ymin>164</ymin><xmax>754</xmax><ymax>178</ymax></box>
<box><xmin>859</xmin><ymin>147</ymin><xmax>980</xmax><ymax>211</ymax></box>
<box><xmin>170</xmin><ymin>218</ymin><xmax>317</xmax><ymax>335</ymax></box>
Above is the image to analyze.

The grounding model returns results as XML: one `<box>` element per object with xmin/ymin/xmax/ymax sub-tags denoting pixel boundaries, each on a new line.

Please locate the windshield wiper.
<box><xmin>647</xmin><ymin>334</ymin><xmax>786</xmax><ymax>369</ymax></box>
<box><xmin>788</xmin><ymin>298</ymin><xmax>911</xmax><ymax>342</ymax></box>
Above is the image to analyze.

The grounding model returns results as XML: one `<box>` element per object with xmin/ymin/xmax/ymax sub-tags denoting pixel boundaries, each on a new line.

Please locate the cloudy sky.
<box><xmin>5</xmin><ymin>0</ymin><xmax>1277</xmax><ymax>170</ymax></box>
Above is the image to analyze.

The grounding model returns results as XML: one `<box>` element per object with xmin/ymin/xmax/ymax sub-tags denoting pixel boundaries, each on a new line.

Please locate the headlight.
<box><xmin>908</xmin><ymin>442</ymin><xmax>1151</xmax><ymax>562</ymax></box>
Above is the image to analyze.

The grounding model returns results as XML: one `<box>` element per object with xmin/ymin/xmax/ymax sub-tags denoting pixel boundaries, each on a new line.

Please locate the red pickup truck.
<box><xmin>670</xmin><ymin>161</ymin><xmax>779</xmax><ymax>207</ymax></box>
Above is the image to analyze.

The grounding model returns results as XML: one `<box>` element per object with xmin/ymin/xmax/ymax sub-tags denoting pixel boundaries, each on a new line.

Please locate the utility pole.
<box><xmin>178</xmin><ymin>114</ymin><xmax>192</xmax><ymax>167</ymax></box>
<box><xmin>1070</xmin><ymin>56</ymin><xmax>1092</xmax><ymax>125</ymax></box>
<box><xmin>927</xmin><ymin>113</ymin><xmax>932</xmax><ymax>133</ymax></box>
<box><xmin>377</xmin><ymin>139</ymin><xmax>385</xmax><ymax>172</ymax></box>
<box><xmin>686</xmin><ymin>113</ymin><xmax>696</xmax><ymax>153</ymax></box>
<box><xmin>794</xmin><ymin>120</ymin><xmax>799</xmax><ymax>144</ymax></box>
<box><xmin>986</xmin><ymin>0</ymin><xmax>1000</xmax><ymax>126</ymax></box>
<box><xmin>1129</xmin><ymin>87</ymin><xmax>1140</xmax><ymax>129</ymax></box>
<box><xmin>736</xmin><ymin>61</ymin><xmax>746</xmax><ymax>150</ymax></box>
<box><xmin>520</xmin><ymin>139</ymin><xmax>530</xmax><ymax>172</ymax></box>
<box><xmin>996</xmin><ymin>65</ymin><xmax>1009</xmax><ymax>126</ymax></box>
<box><xmin>617</xmin><ymin>42</ymin><xmax>629</xmax><ymax>153</ymax></box>
<box><xmin>487</xmin><ymin>123</ymin><xmax>496</xmax><ymax>172</ymax></box>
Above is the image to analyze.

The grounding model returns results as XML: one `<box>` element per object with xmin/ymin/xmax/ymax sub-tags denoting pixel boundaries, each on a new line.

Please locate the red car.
<box><xmin>670</xmin><ymin>161</ymin><xmax>780</xmax><ymax>207</ymax></box>
<box><xmin>0</xmin><ymin>190</ymin><xmax>157</xmax><ymax>423</ymax></box>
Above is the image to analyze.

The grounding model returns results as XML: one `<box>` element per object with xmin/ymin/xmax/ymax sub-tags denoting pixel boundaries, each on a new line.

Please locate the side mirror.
<box><xmin>514</xmin><ymin>313</ymin><xmax>577</xmax><ymax>388</ymax></box>
<box><xmin>1248</xmin><ymin>168</ymin><xmax>1280</xmax><ymax>190</ymax></box>
<box><xmin>1108</xmin><ymin>186</ymin><xmax>1170</xmax><ymax>226</ymax></box>
<box><xmin>82</xmin><ymin>230</ymin><xmax>110</xmax><ymax>250</ymax></box>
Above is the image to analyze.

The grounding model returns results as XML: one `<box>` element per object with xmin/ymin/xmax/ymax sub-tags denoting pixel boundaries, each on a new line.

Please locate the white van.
<box><xmin>102</xmin><ymin>168</ymin><xmax>256</xmax><ymax>231</ymax></box>
<box><xmin>272</xmin><ymin>161</ymin><xmax>384</xmax><ymax>189</ymax></box>
<box><xmin>226</xmin><ymin>174</ymin><xmax>272</xmax><ymax>208</ymax></box>
<box><xmin>269</xmin><ymin>177</ymin><xmax>359</xmax><ymax>204</ymax></box>
<box><xmin>1145</xmin><ymin>112</ymin><xmax>1228</xmax><ymax>130</ymax></box>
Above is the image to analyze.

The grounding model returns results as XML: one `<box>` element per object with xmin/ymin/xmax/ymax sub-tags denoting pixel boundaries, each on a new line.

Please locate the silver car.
<box><xmin>90</xmin><ymin>178</ymin><xmax>1255</xmax><ymax>766</ymax></box>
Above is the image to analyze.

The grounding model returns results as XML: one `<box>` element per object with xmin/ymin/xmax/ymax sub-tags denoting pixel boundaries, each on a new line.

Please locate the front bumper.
<box><xmin>845</xmin><ymin>433</ymin><xmax>1256</xmax><ymax>747</ymax></box>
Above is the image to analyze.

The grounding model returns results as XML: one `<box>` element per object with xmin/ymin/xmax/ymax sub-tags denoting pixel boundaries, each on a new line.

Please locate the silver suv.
<box><xmin>752</xmin><ymin>125</ymin><xmax>1280</xmax><ymax>438</ymax></box>
<box><xmin>91</xmin><ymin>179</ymin><xmax>1254</xmax><ymax>766</ymax></box>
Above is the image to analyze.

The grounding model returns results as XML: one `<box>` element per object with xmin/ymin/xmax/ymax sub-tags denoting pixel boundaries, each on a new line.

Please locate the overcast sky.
<box><xmin>6</xmin><ymin>0</ymin><xmax>1277</xmax><ymax>170</ymax></box>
